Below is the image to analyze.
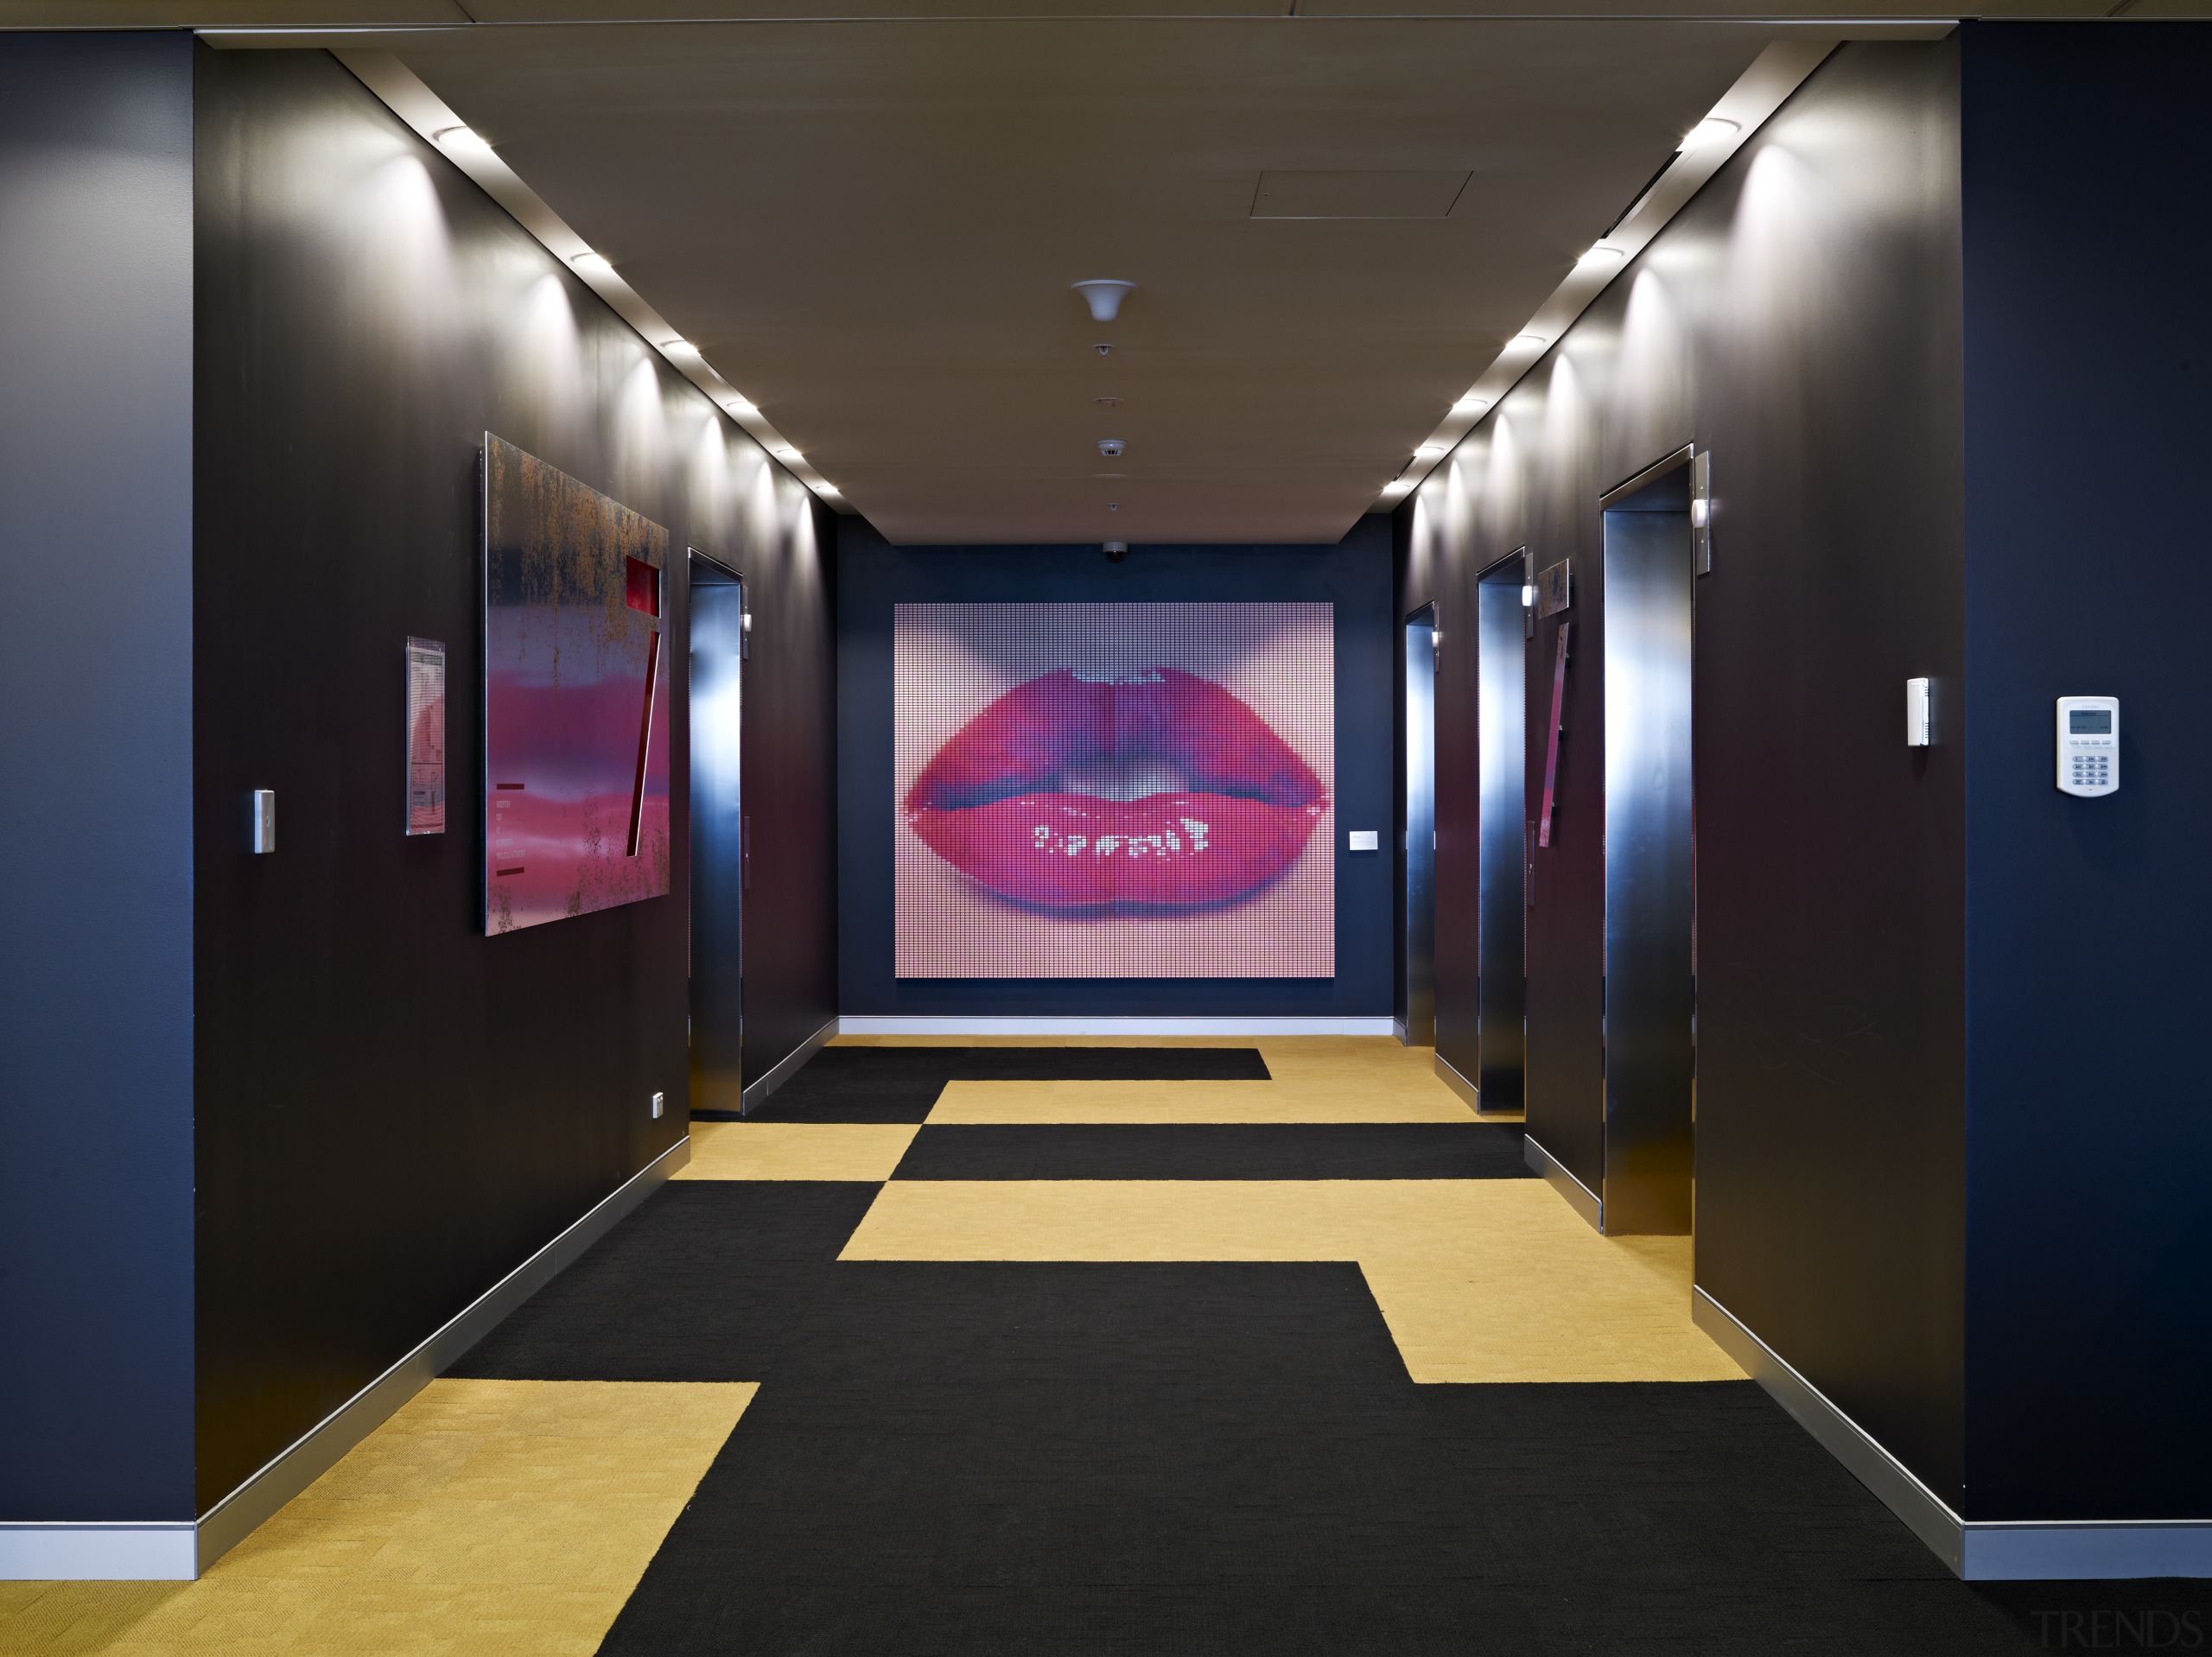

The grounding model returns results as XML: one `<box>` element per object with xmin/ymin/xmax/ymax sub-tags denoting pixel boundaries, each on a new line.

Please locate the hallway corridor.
<box><xmin>2</xmin><ymin>1040</ymin><xmax>2151</xmax><ymax>1654</ymax></box>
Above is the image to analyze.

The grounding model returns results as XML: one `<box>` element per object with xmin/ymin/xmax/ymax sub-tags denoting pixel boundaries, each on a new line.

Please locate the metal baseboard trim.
<box><xmin>1693</xmin><ymin>1286</ymin><xmax>1965</xmax><ymax>1573</ymax></box>
<box><xmin>738</xmin><ymin>1015</ymin><xmax>838</xmax><ymax>1117</ymax></box>
<box><xmin>1433</xmin><ymin>1051</ymin><xmax>1482</xmax><ymax>1113</ymax></box>
<box><xmin>835</xmin><ymin>1016</ymin><xmax>1397</xmax><ymax>1037</ymax></box>
<box><xmin>189</xmin><ymin>1135</ymin><xmax>690</xmax><ymax>1578</ymax></box>
<box><xmin>0</xmin><ymin>1523</ymin><xmax>197</xmax><ymax>1583</ymax></box>
<box><xmin>1961</xmin><ymin>1521</ymin><xmax>2212</xmax><ymax>1581</ymax></box>
<box><xmin>1697</xmin><ymin>1287</ymin><xmax>2212</xmax><ymax>1581</ymax></box>
<box><xmin>1523</xmin><ymin>1132</ymin><xmax>1603</xmax><ymax>1230</ymax></box>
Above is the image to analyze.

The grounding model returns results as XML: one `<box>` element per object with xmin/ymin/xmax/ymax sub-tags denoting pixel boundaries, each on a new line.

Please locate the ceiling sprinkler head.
<box><xmin>1095</xmin><ymin>343</ymin><xmax>1114</xmax><ymax>357</ymax></box>
<box><xmin>1072</xmin><ymin>280</ymin><xmax>1136</xmax><ymax>322</ymax></box>
<box><xmin>1097</xmin><ymin>439</ymin><xmax>1124</xmax><ymax>458</ymax></box>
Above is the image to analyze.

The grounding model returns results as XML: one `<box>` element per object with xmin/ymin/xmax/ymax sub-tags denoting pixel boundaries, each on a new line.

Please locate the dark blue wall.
<box><xmin>1961</xmin><ymin>22</ymin><xmax>2212</xmax><ymax>1522</ymax></box>
<box><xmin>836</xmin><ymin>517</ymin><xmax>1395</xmax><ymax>1018</ymax></box>
<box><xmin>0</xmin><ymin>33</ymin><xmax>198</xmax><ymax>1523</ymax></box>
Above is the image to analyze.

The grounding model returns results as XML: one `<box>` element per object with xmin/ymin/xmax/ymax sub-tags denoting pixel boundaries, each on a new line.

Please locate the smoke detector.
<box><xmin>1097</xmin><ymin>439</ymin><xmax>1124</xmax><ymax>458</ymax></box>
<box><xmin>1072</xmin><ymin>280</ymin><xmax>1135</xmax><ymax>321</ymax></box>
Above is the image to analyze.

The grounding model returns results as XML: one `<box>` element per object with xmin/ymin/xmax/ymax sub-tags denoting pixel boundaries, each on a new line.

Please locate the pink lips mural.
<box><xmin>905</xmin><ymin>666</ymin><xmax>1328</xmax><ymax>912</ymax></box>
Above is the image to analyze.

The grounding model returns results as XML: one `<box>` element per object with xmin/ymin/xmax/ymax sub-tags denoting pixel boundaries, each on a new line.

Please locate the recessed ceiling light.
<box><xmin>658</xmin><ymin>338</ymin><xmax>690</xmax><ymax>353</ymax></box>
<box><xmin>1512</xmin><ymin>333</ymin><xmax>1547</xmax><ymax>351</ymax></box>
<box><xmin>1579</xmin><ymin>244</ymin><xmax>1624</xmax><ymax>266</ymax></box>
<box><xmin>1681</xmin><ymin>117</ymin><xmax>1740</xmax><ymax>154</ymax></box>
<box><xmin>1415</xmin><ymin>444</ymin><xmax>1446</xmax><ymax>460</ymax></box>
<box><xmin>432</xmin><ymin>124</ymin><xmax>491</xmax><ymax>155</ymax></box>
<box><xmin>1451</xmin><ymin>395</ymin><xmax>1488</xmax><ymax>417</ymax></box>
<box><xmin>570</xmin><ymin>251</ymin><xmax>613</xmax><ymax>277</ymax></box>
<box><xmin>723</xmin><ymin>397</ymin><xmax>758</xmax><ymax>418</ymax></box>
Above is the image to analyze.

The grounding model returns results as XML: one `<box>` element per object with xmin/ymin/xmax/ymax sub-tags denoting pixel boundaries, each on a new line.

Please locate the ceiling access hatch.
<box><xmin>1249</xmin><ymin>170</ymin><xmax>1473</xmax><ymax>219</ymax></box>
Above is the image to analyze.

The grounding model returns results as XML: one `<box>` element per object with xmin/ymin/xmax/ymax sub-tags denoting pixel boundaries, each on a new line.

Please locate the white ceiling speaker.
<box><xmin>1073</xmin><ymin>280</ymin><xmax>1136</xmax><ymax>322</ymax></box>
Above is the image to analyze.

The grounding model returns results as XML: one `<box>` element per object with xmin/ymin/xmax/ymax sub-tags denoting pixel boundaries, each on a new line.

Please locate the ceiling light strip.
<box><xmin>327</xmin><ymin>48</ymin><xmax>849</xmax><ymax>511</ymax></box>
<box><xmin>1375</xmin><ymin>36</ymin><xmax>1837</xmax><ymax>509</ymax></box>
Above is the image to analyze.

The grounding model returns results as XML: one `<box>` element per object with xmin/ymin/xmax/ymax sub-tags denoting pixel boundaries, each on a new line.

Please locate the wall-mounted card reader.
<box><xmin>1347</xmin><ymin>829</ymin><xmax>1380</xmax><ymax>852</ymax></box>
<box><xmin>2056</xmin><ymin>696</ymin><xmax>2119</xmax><ymax>797</ymax></box>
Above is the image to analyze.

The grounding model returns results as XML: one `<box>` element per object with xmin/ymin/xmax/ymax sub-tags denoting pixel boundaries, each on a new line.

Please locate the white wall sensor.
<box><xmin>1905</xmin><ymin>678</ymin><xmax>1933</xmax><ymax>747</ymax></box>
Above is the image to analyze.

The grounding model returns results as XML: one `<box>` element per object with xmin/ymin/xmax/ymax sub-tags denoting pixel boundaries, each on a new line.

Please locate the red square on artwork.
<box><xmin>626</xmin><ymin>556</ymin><xmax>659</xmax><ymax>617</ymax></box>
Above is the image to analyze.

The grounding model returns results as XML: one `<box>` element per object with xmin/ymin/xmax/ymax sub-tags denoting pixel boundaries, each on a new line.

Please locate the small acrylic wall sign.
<box><xmin>1535</xmin><ymin>560</ymin><xmax>1572</xmax><ymax>619</ymax></box>
<box><xmin>405</xmin><ymin>638</ymin><xmax>447</xmax><ymax>835</ymax></box>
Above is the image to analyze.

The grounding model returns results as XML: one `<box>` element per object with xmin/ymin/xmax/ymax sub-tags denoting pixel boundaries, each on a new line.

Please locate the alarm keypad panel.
<box><xmin>2056</xmin><ymin>696</ymin><xmax>2119</xmax><ymax>797</ymax></box>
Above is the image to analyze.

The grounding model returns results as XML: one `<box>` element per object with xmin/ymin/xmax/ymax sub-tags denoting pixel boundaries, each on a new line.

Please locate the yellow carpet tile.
<box><xmin>842</xmin><ymin>1179</ymin><xmax>1744</xmax><ymax>1385</ymax></box>
<box><xmin>673</xmin><ymin>1121</ymin><xmax>918</xmax><ymax>1182</ymax></box>
<box><xmin>0</xmin><ymin>1380</ymin><xmax>753</xmax><ymax>1657</ymax></box>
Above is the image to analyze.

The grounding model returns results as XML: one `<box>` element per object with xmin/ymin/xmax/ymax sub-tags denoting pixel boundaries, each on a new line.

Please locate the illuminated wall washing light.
<box><xmin>1452</xmin><ymin>396</ymin><xmax>1489</xmax><ymax>417</ymax></box>
<box><xmin>571</xmin><ymin>251</ymin><xmax>613</xmax><ymax>277</ymax></box>
<box><xmin>724</xmin><ymin>397</ymin><xmax>759</xmax><ymax>418</ymax></box>
<box><xmin>1579</xmin><ymin>244</ymin><xmax>1625</xmax><ymax>267</ymax></box>
<box><xmin>1512</xmin><ymin>333</ymin><xmax>1548</xmax><ymax>351</ymax></box>
<box><xmin>1681</xmin><ymin>117</ymin><xmax>1741</xmax><ymax>153</ymax></box>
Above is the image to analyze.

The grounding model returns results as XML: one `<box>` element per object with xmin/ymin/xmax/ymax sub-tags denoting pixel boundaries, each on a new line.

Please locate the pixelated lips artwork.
<box><xmin>895</xmin><ymin>603</ymin><xmax>1334</xmax><ymax>979</ymax></box>
<box><xmin>481</xmin><ymin>435</ymin><xmax>671</xmax><ymax>934</ymax></box>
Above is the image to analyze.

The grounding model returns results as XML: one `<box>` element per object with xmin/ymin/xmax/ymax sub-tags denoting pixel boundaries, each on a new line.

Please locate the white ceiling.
<box><xmin>18</xmin><ymin>0</ymin><xmax>2181</xmax><ymax>543</ymax></box>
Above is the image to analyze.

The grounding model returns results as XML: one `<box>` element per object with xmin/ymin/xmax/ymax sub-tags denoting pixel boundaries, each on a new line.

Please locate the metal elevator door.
<box><xmin>1476</xmin><ymin>557</ymin><xmax>1528</xmax><ymax>1110</ymax></box>
<box><xmin>689</xmin><ymin>554</ymin><xmax>746</xmax><ymax>1114</ymax></box>
<box><xmin>1600</xmin><ymin>463</ymin><xmax>1695</xmax><ymax>1235</ymax></box>
<box><xmin>1402</xmin><ymin>606</ymin><xmax>1437</xmax><ymax>1046</ymax></box>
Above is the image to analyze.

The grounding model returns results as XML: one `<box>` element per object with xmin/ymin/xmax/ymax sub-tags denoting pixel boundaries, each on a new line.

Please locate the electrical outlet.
<box><xmin>650</xmin><ymin>1091</ymin><xmax>664</xmax><ymax>1120</ymax></box>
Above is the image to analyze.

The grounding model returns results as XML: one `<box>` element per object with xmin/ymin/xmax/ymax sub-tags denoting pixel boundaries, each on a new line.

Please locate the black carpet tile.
<box><xmin>447</xmin><ymin>1182</ymin><xmax>880</xmax><ymax>1381</ymax></box>
<box><xmin>888</xmin><ymin>1123</ymin><xmax>1534</xmax><ymax>1181</ymax></box>
<box><xmin>733</xmin><ymin>1045</ymin><xmax>1272</xmax><ymax>1124</ymax></box>
<box><xmin>589</xmin><ymin>1260</ymin><xmax>2075</xmax><ymax>1657</ymax></box>
<box><xmin>454</xmin><ymin>1184</ymin><xmax>2192</xmax><ymax>1655</ymax></box>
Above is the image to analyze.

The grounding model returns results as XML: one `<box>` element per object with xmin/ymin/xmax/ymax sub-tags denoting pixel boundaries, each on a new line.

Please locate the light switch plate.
<box><xmin>1347</xmin><ymin>829</ymin><xmax>1379</xmax><ymax>852</ymax></box>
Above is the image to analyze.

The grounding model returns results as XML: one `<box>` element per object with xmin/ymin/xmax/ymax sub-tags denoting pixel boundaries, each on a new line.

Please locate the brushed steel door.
<box><xmin>1600</xmin><ymin>462</ymin><xmax>1696</xmax><ymax>1234</ymax></box>
<box><xmin>1477</xmin><ymin>558</ymin><xmax>1528</xmax><ymax>1110</ymax></box>
<box><xmin>1402</xmin><ymin>606</ymin><xmax>1438</xmax><ymax>1046</ymax></box>
<box><xmin>689</xmin><ymin>555</ymin><xmax>746</xmax><ymax>1114</ymax></box>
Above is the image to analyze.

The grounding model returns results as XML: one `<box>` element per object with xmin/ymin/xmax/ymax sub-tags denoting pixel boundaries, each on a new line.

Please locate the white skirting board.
<box><xmin>835</xmin><ymin>1016</ymin><xmax>1397</xmax><ymax>1037</ymax></box>
<box><xmin>2</xmin><ymin>1136</ymin><xmax>689</xmax><ymax>1583</ymax></box>
<box><xmin>1693</xmin><ymin>1287</ymin><xmax>2212</xmax><ymax>1581</ymax></box>
<box><xmin>0</xmin><ymin>1524</ymin><xmax>198</xmax><ymax>1583</ymax></box>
